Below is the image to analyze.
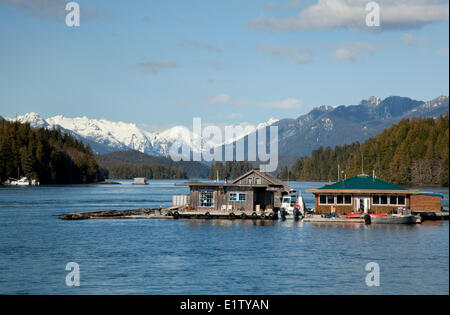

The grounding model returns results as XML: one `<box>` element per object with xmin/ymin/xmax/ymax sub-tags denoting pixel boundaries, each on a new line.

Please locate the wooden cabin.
<box><xmin>410</xmin><ymin>192</ymin><xmax>444</xmax><ymax>212</ymax></box>
<box><xmin>176</xmin><ymin>170</ymin><xmax>292</xmax><ymax>212</ymax></box>
<box><xmin>306</xmin><ymin>174</ymin><xmax>421</xmax><ymax>215</ymax></box>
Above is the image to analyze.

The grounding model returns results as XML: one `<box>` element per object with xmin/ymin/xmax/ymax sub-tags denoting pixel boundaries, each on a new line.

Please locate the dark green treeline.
<box><xmin>0</xmin><ymin>119</ymin><xmax>104</xmax><ymax>184</ymax></box>
<box><xmin>288</xmin><ymin>115</ymin><xmax>449</xmax><ymax>187</ymax></box>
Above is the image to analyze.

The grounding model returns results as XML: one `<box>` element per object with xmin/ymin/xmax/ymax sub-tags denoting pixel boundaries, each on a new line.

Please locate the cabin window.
<box><xmin>199</xmin><ymin>191</ymin><xmax>214</xmax><ymax>208</ymax></box>
<box><xmin>336</xmin><ymin>195</ymin><xmax>351</xmax><ymax>205</ymax></box>
<box><xmin>319</xmin><ymin>195</ymin><xmax>327</xmax><ymax>205</ymax></box>
<box><xmin>380</xmin><ymin>195</ymin><xmax>388</xmax><ymax>205</ymax></box>
<box><xmin>248</xmin><ymin>178</ymin><xmax>253</xmax><ymax>185</ymax></box>
<box><xmin>344</xmin><ymin>195</ymin><xmax>352</xmax><ymax>204</ymax></box>
<box><xmin>255</xmin><ymin>177</ymin><xmax>261</xmax><ymax>184</ymax></box>
<box><xmin>229</xmin><ymin>192</ymin><xmax>247</xmax><ymax>202</ymax></box>
<box><xmin>327</xmin><ymin>195</ymin><xmax>335</xmax><ymax>204</ymax></box>
<box><xmin>319</xmin><ymin>195</ymin><xmax>335</xmax><ymax>204</ymax></box>
<box><xmin>390</xmin><ymin>195</ymin><xmax>397</xmax><ymax>205</ymax></box>
<box><xmin>372</xmin><ymin>195</ymin><xmax>380</xmax><ymax>205</ymax></box>
<box><xmin>398</xmin><ymin>195</ymin><xmax>406</xmax><ymax>205</ymax></box>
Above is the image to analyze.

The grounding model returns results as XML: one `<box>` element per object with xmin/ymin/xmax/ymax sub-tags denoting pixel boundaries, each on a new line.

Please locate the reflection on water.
<box><xmin>0</xmin><ymin>180</ymin><xmax>448</xmax><ymax>295</ymax></box>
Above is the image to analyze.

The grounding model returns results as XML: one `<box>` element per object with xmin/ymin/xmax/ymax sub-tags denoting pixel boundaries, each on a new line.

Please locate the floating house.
<box><xmin>306</xmin><ymin>174</ymin><xmax>442</xmax><ymax>214</ymax></box>
<box><xmin>132</xmin><ymin>177</ymin><xmax>147</xmax><ymax>185</ymax></box>
<box><xmin>175</xmin><ymin>170</ymin><xmax>292</xmax><ymax>212</ymax></box>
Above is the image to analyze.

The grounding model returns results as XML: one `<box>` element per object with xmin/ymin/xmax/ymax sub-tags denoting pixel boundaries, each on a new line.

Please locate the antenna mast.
<box><xmin>361</xmin><ymin>153</ymin><xmax>364</xmax><ymax>175</ymax></box>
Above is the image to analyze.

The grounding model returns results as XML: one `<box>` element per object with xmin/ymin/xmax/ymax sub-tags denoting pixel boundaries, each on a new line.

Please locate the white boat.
<box><xmin>279</xmin><ymin>191</ymin><xmax>307</xmax><ymax>219</ymax></box>
<box><xmin>3</xmin><ymin>177</ymin><xmax>31</xmax><ymax>186</ymax></box>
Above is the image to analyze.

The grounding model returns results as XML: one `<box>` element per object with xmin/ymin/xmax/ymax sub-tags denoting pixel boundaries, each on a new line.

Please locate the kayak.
<box><xmin>346</xmin><ymin>213</ymin><xmax>388</xmax><ymax>218</ymax></box>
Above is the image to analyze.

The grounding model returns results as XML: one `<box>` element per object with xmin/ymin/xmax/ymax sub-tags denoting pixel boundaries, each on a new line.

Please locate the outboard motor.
<box><xmin>280</xmin><ymin>208</ymin><xmax>287</xmax><ymax>220</ymax></box>
<box><xmin>364</xmin><ymin>214</ymin><xmax>371</xmax><ymax>225</ymax></box>
<box><xmin>293</xmin><ymin>209</ymin><xmax>300</xmax><ymax>220</ymax></box>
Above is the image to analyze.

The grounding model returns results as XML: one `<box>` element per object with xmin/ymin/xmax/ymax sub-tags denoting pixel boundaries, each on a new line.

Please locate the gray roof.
<box><xmin>232</xmin><ymin>170</ymin><xmax>293</xmax><ymax>192</ymax></box>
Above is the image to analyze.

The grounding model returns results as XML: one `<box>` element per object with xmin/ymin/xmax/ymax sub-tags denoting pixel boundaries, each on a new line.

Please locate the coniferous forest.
<box><xmin>208</xmin><ymin>161</ymin><xmax>254</xmax><ymax>180</ymax></box>
<box><xmin>287</xmin><ymin>115</ymin><xmax>449</xmax><ymax>187</ymax></box>
<box><xmin>104</xmin><ymin>164</ymin><xmax>187</xmax><ymax>180</ymax></box>
<box><xmin>0</xmin><ymin>119</ymin><xmax>104</xmax><ymax>184</ymax></box>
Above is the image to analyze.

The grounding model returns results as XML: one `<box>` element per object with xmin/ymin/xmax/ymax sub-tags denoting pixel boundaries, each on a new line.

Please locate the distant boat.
<box><xmin>3</xmin><ymin>177</ymin><xmax>30</xmax><ymax>186</ymax></box>
<box><xmin>2</xmin><ymin>177</ymin><xmax>40</xmax><ymax>186</ymax></box>
<box><xmin>132</xmin><ymin>178</ymin><xmax>147</xmax><ymax>185</ymax></box>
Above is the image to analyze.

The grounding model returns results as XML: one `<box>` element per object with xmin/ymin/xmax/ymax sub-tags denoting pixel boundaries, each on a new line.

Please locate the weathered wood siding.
<box><xmin>189</xmin><ymin>186</ymin><xmax>254</xmax><ymax>211</ymax></box>
<box><xmin>410</xmin><ymin>194</ymin><xmax>442</xmax><ymax>212</ymax></box>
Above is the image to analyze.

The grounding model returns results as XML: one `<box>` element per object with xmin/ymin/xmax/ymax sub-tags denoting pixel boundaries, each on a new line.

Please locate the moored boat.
<box><xmin>370</xmin><ymin>214</ymin><xmax>417</xmax><ymax>224</ymax></box>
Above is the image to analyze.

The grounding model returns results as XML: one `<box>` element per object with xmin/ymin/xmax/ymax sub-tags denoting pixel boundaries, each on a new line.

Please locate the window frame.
<box><xmin>397</xmin><ymin>195</ymin><xmax>406</xmax><ymax>205</ymax></box>
<box><xmin>344</xmin><ymin>195</ymin><xmax>352</xmax><ymax>205</ymax></box>
<box><xmin>389</xmin><ymin>195</ymin><xmax>398</xmax><ymax>205</ymax></box>
<box><xmin>229</xmin><ymin>192</ymin><xmax>247</xmax><ymax>202</ymax></box>
<box><xmin>199</xmin><ymin>191</ymin><xmax>214</xmax><ymax>208</ymax></box>
<box><xmin>327</xmin><ymin>195</ymin><xmax>335</xmax><ymax>205</ymax></box>
<box><xmin>372</xmin><ymin>195</ymin><xmax>380</xmax><ymax>205</ymax></box>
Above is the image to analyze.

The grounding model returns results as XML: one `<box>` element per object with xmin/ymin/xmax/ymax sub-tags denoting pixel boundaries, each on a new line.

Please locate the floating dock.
<box><xmin>57</xmin><ymin>207</ymin><xmax>447</xmax><ymax>223</ymax></box>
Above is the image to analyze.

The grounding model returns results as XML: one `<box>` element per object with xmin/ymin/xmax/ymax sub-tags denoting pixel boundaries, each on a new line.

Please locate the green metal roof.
<box><xmin>318</xmin><ymin>174</ymin><xmax>408</xmax><ymax>191</ymax></box>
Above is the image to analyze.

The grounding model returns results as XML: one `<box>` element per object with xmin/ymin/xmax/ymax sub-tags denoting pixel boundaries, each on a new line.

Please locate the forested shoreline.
<box><xmin>282</xmin><ymin>115</ymin><xmax>449</xmax><ymax>187</ymax></box>
<box><xmin>0</xmin><ymin>119</ymin><xmax>104</xmax><ymax>184</ymax></box>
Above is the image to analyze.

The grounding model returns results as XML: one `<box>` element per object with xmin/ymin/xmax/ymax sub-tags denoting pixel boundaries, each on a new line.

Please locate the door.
<box><xmin>354</xmin><ymin>197</ymin><xmax>370</xmax><ymax>213</ymax></box>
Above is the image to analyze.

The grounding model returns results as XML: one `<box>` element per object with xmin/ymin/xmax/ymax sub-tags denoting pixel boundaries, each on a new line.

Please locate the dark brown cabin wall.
<box><xmin>410</xmin><ymin>195</ymin><xmax>442</xmax><ymax>212</ymax></box>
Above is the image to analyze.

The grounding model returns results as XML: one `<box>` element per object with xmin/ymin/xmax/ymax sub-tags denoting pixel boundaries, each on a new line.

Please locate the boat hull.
<box><xmin>370</xmin><ymin>215</ymin><xmax>416</xmax><ymax>224</ymax></box>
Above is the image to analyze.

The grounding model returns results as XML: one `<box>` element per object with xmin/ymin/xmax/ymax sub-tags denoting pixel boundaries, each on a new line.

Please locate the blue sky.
<box><xmin>0</xmin><ymin>0</ymin><xmax>448</xmax><ymax>130</ymax></box>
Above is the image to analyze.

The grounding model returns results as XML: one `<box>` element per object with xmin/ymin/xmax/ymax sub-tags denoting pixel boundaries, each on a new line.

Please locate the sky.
<box><xmin>0</xmin><ymin>0</ymin><xmax>448</xmax><ymax>130</ymax></box>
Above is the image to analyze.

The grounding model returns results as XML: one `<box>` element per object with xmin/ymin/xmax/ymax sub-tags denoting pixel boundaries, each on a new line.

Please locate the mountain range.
<box><xmin>4</xmin><ymin>95</ymin><xmax>448</xmax><ymax>164</ymax></box>
<box><xmin>274</xmin><ymin>95</ymin><xmax>448</xmax><ymax>157</ymax></box>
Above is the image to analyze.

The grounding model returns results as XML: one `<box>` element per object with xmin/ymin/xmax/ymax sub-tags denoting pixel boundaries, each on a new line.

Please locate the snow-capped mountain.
<box><xmin>5</xmin><ymin>95</ymin><xmax>448</xmax><ymax>159</ymax></box>
<box><xmin>7</xmin><ymin>113</ymin><xmax>278</xmax><ymax>156</ymax></box>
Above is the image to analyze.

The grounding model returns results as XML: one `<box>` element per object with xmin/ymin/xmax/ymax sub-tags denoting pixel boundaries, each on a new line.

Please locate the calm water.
<box><xmin>0</xmin><ymin>180</ymin><xmax>448</xmax><ymax>295</ymax></box>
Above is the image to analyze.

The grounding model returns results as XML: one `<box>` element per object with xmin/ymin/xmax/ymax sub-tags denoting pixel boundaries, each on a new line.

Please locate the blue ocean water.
<box><xmin>0</xmin><ymin>180</ymin><xmax>448</xmax><ymax>295</ymax></box>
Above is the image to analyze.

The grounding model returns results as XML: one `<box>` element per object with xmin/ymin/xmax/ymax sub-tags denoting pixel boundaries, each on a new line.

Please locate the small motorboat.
<box><xmin>279</xmin><ymin>190</ymin><xmax>306</xmax><ymax>220</ymax></box>
<box><xmin>370</xmin><ymin>214</ymin><xmax>417</xmax><ymax>224</ymax></box>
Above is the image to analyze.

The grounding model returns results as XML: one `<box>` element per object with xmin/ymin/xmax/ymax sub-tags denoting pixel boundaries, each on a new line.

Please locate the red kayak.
<box><xmin>346</xmin><ymin>213</ymin><xmax>388</xmax><ymax>218</ymax></box>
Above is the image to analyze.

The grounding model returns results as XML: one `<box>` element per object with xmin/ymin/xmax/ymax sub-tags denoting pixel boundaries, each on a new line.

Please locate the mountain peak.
<box><xmin>360</xmin><ymin>96</ymin><xmax>381</xmax><ymax>106</ymax></box>
<box><xmin>8</xmin><ymin>112</ymin><xmax>48</xmax><ymax>128</ymax></box>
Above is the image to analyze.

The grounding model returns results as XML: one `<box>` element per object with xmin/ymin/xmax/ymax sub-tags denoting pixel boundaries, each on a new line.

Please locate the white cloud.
<box><xmin>137</xmin><ymin>59</ymin><xmax>177</xmax><ymax>74</ymax></box>
<box><xmin>258</xmin><ymin>43</ymin><xmax>313</xmax><ymax>64</ymax></box>
<box><xmin>259</xmin><ymin>98</ymin><xmax>303</xmax><ymax>109</ymax></box>
<box><xmin>208</xmin><ymin>93</ymin><xmax>251</xmax><ymax>107</ymax></box>
<box><xmin>332</xmin><ymin>42</ymin><xmax>384</xmax><ymax>61</ymax></box>
<box><xmin>249</xmin><ymin>0</ymin><xmax>449</xmax><ymax>32</ymax></box>
<box><xmin>215</xmin><ymin>112</ymin><xmax>244</xmax><ymax>120</ymax></box>
<box><xmin>208</xmin><ymin>93</ymin><xmax>302</xmax><ymax>109</ymax></box>
<box><xmin>402</xmin><ymin>33</ymin><xmax>427</xmax><ymax>46</ymax></box>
